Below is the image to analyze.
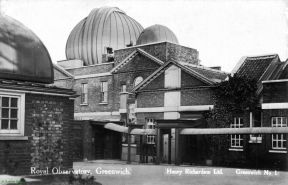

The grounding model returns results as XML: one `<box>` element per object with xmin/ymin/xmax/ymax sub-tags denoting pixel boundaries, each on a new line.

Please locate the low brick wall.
<box><xmin>0</xmin><ymin>93</ymin><xmax>74</xmax><ymax>175</ymax></box>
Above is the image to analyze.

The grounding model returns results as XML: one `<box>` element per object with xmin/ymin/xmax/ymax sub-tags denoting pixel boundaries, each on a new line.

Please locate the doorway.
<box><xmin>94</xmin><ymin>127</ymin><xmax>121</xmax><ymax>159</ymax></box>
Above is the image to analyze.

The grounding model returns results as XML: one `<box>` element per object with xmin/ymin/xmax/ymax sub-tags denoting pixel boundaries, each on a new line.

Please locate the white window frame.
<box><xmin>100</xmin><ymin>81</ymin><xmax>108</xmax><ymax>103</ymax></box>
<box><xmin>146</xmin><ymin>118</ymin><xmax>155</xmax><ymax>144</ymax></box>
<box><xmin>271</xmin><ymin>117</ymin><xmax>287</xmax><ymax>150</ymax></box>
<box><xmin>230</xmin><ymin>117</ymin><xmax>244</xmax><ymax>148</ymax></box>
<box><xmin>81</xmin><ymin>83</ymin><xmax>88</xmax><ymax>104</ymax></box>
<box><xmin>0</xmin><ymin>91</ymin><xmax>25</xmax><ymax>136</ymax></box>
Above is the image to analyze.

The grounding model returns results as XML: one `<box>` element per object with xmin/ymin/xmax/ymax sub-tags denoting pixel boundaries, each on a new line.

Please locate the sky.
<box><xmin>1</xmin><ymin>0</ymin><xmax>288</xmax><ymax>72</ymax></box>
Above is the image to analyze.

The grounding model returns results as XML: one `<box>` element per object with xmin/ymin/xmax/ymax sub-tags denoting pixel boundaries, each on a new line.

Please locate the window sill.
<box><xmin>229</xmin><ymin>148</ymin><xmax>243</xmax><ymax>152</ymax></box>
<box><xmin>0</xmin><ymin>136</ymin><xmax>28</xmax><ymax>140</ymax></box>
<box><xmin>269</xmin><ymin>150</ymin><xmax>287</xmax><ymax>154</ymax></box>
<box><xmin>80</xmin><ymin>103</ymin><xmax>88</xmax><ymax>106</ymax></box>
<box><xmin>99</xmin><ymin>102</ymin><xmax>108</xmax><ymax>105</ymax></box>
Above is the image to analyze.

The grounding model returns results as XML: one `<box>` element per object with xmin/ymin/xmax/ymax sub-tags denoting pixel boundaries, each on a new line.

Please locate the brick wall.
<box><xmin>166</xmin><ymin>42</ymin><xmax>199</xmax><ymax>64</ymax></box>
<box><xmin>181</xmin><ymin>72</ymin><xmax>205</xmax><ymax>87</ymax></box>
<box><xmin>263</xmin><ymin>82</ymin><xmax>288</xmax><ymax>103</ymax></box>
<box><xmin>74</xmin><ymin>76</ymin><xmax>114</xmax><ymax>113</ymax></box>
<box><xmin>181</xmin><ymin>88</ymin><xmax>214</xmax><ymax>106</ymax></box>
<box><xmin>137</xmin><ymin>91</ymin><xmax>165</xmax><ymax>108</ymax></box>
<box><xmin>0</xmin><ymin>93</ymin><xmax>74</xmax><ymax>175</ymax></box>
<box><xmin>114</xmin><ymin>42</ymin><xmax>199</xmax><ymax>66</ymax></box>
<box><xmin>66</xmin><ymin>63</ymin><xmax>114</xmax><ymax>76</ymax></box>
<box><xmin>143</xmin><ymin>73</ymin><xmax>165</xmax><ymax>90</ymax></box>
<box><xmin>114</xmin><ymin>42</ymin><xmax>167</xmax><ymax>65</ymax></box>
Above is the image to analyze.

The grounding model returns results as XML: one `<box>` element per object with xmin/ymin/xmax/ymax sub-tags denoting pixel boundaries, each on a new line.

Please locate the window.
<box><xmin>249</xmin><ymin>111</ymin><xmax>262</xmax><ymax>143</ymax></box>
<box><xmin>100</xmin><ymin>81</ymin><xmax>108</xmax><ymax>103</ymax></box>
<box><xmin>121</xmin><ymin>84</ymin><xmax>127</xmax><ymax>92</ymax></box>
<box><xmin>133</xmin><ymin>76</ymin><xmax>143</xmax><ymax>87</ymax></box>
<box><xmin>146</xmin><ymin>118</ymin><xmax>155</xmax><ymax>144</ymax></box>
<box><xmin>271</xmin><ymin>117</ymin><xmax>287</xmax><ymax>150</ymax></box>
<box><xmin>81</xmin><ymin>83</ymin><xmax>88</xmax><ymax>104</ymax></box>
<box><xmin>0</xmin><ymin>93</ymin><xmax>25</xmax><ymax>136</ymax></box>
<box><xmin>230</xmin><ymin>117</ymin><xmax>244</xmax><ymax>148</ymax></box>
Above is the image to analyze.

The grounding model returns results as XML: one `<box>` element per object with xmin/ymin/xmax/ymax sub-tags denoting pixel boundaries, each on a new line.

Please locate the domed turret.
<box><xmin>66</xmin><ymin>7</ymin><xmax>143</xmax><ymax>65</ymax></box>
<box><xmin>0</xmin><ymin>14</ymin><xmax>53</xmax><ymax>84</ymax></box>
<box><xmin>136</xmin><ymin>24</ymin><xmax>179</xmax><ymax>45</ymax></box>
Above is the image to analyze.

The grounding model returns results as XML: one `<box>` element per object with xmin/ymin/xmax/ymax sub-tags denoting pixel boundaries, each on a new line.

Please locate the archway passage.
<box><xmin>92</xmin><ymin>123</ymin><xmax>122</xmax><ymax>160</ymax></box>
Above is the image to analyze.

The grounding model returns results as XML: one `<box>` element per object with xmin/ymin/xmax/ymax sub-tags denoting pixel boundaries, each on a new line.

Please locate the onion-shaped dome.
<box><xmin>136</xmin><ymin>24</ymin><xmax>179</xmax><ymax>45</ymax></box>
<box><xmin>0</xmin><ymin>14</ymin><xmax>53</xmax><ymax>84</ymax></box>
<box><xmin>66</xmin><ymin>7</ymin><xmax>143</xmax><ymax>65</ymax></box>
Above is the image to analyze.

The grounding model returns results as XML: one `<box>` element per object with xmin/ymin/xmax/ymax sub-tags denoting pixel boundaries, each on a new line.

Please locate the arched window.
<box><xmin>133</xmin><ymin>76</ymin><xmax>143</xmax><ymax>87</ymax></box>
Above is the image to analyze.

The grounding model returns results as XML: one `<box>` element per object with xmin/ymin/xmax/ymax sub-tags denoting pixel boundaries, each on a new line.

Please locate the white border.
<box><xmin>262</xmin><ymin>103</ymin><xmax>288</xmax><ymax>109</ymax></box>
<box><xmin>0</xmin><ymin>91</ymin><xmax>25</xmax><ymax>136</ymax></box>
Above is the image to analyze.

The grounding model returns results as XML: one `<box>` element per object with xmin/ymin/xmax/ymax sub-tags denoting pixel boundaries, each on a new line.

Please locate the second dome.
<box><xmin>66</xmin><ymin>7</ymin><xmax>143</xmax><ymax>65</ymax></box>
<box><xmin>136</xmin><ymin>24</ymin><xmax>179</xmax><ymax>45</ymax></box>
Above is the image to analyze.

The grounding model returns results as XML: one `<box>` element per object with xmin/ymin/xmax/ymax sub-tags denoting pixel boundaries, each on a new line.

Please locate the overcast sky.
<box><xmin>1</xmin><ymin>0</ymin><xmax>288</xmax><ymax>72</ymax></box>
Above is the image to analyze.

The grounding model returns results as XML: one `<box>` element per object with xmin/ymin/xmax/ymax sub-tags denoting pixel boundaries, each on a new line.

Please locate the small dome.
<box><xmin>136</xmin><ymin>24</ymin><xmax>179</xmax><ymax>45</ymax></box>
<box><xmin>0</xmin><ymin>14</ymin><xmax>53</xmax><ymax>84</ymax></box>
<box><xmin>66</xmin><ymin>7</ymin><xmax>143</xmax><ymax>65</ymax></box>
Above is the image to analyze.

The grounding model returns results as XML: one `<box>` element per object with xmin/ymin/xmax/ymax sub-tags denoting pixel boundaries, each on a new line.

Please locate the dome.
<box><xmin>66</xmin><ymin>7</ymin><xmax>143</xmax><ymax>65</ymax></box>
<box><xmin>136</xmin><ymin>24</ymin><xmax>179</xmax><ymax>45</ymax></box>
<box><xmin>0</xmin><ymin>14</ymin><xmax>53</xmax><ymax>84</ymax></box>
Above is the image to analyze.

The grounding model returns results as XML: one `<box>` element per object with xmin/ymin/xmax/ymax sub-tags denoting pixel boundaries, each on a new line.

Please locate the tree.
<box><xmin>204</xmin><ymin>74</ymin><xmax>259</xmax><ymax>165</ymax></box>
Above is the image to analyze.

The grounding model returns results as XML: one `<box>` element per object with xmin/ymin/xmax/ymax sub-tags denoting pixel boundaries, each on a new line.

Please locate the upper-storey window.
<box><xmin>0</xmin><ymin>92</ymin><xmax>25</xmax><ymax>136</ymax></box>
<box><xmin>230</xmin><ymin>117</ymin><xmax>244</xmax><ymax>149</ymax></box>
<box><xmin>81</xmin><ymin>83</ymin><xmax>88</xmax><ymax>104</ymax></box>
<box><xmin>271</xmin><ymin>117</ymin><xmax>287</xmax><ymax>150</ymax></box>
<box><xmin>101</xmin><ymin>81</ymin><xmax>108</xmax><ymax>103</ymax></box>
<box><xmin>146</xmin><ymin>118</ymin><xmax>155</xmax><ymax>144</ymax></box>
<box><xmin>133</xmin><ymin>76</ymin><xmax>143</xmax><ymax>87</ymax></box>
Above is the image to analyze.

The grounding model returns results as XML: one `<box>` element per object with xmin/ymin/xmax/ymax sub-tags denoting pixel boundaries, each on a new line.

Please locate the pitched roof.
<box><xmin>233</xmin><ymin>54</ymin><xmax>280</xmax><ymax>81</ymax></box>
<box><xmin>132</xmin><ymin>60</ymin><xmax>227</xmax><ymax>92</ymax></box>
<box><xmin>0</xmin><ymin>79</ymin><xmax>77</xmax><ymax>97</ymax></box>
<box><xmin>233</xmin><ymin>54</ymin><xmax>286</xmax><ymax>94</ymax></box>
<box><xmin>110</xmin><ymin>48</ymin><xmax>164</xmax><ymax>73</ymax></box>
<box><xmin>180</xmin><ymin>63</ymin><xmax>227</xmax><ymax>83</ymax></box>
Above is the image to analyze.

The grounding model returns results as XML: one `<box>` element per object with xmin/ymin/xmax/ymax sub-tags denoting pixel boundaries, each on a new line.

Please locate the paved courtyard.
<box><xmin>73</xmin><ymin>160</ymin><xmax>288</xmax><ymax>185</ymax></box>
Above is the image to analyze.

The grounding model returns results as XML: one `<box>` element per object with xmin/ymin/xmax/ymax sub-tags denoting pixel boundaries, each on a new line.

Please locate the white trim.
<box><xmin>74</xmin><ymin>111</ymin><xmax>120</xmax><ymax>117</ymax></box>
<box><xmin>0</xmin><ymin>136</ymin><xmax>28</xmax><ymax>140</ymax></box>
<box><xmin>119</xmin><ymin>109</ymin><xmax>127</xmax><ymax>113</ymax></box>
<box><xmin>262</xmin><ymin>79</ymin><xmax>288</xmax><ymax>83</ymax></box>
<box><xmin>135</xmin><ymin>105</ymin><xmax>213</xmax><ymax>113</ymax></box>
<box><xmin>74</xmin><ymin>72</ymin><xmax>111</xmax><ymax>79</ymax></box>
<box><xmin>268</xmin><ymin>150</ymin><xmax>287</xmax><ymax>154</ymax></box>
<box><xmin>262</xmin><ymin>103</ymin><xmax>288</xmax><ymax>109</ymax></box>
<box><xmin>0</xmin><ymin>88</ymin><xmax>73</xmax><ymax>97</ymax></box>
<box><xmin>135</xmin><ymin>107</ymin><xmax>165</xmax><ymax>113</ymax></box>
<box><xmin>228</xmin><ymin>148</ymin><xmax>243</xmax><ymax>152</ymax></box>
<box><xmin>0</xmin><ymin>91</ymin><xmax>25</xmax><ymax>136</ymax></box>
<box><xmin>179</xmin><ymin>105</ymin><xmax>213</xmax><ymax>111</ymax></box>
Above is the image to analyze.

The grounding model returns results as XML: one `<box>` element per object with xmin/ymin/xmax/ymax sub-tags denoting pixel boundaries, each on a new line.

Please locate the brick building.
<box><xmin>0</xmin><ymin>14</ymin><xmax>77</xmax><ymax>175</ymax></box>
<box><xmin>54</xmin><ymin>6</ymin><xmax>227</xmax><ymax>163</ymax></box>
<box><xmin>54</xmin><ymin>6</ymin><xmax>288</xmax><ymax>170</ymax></box>
<box><xmin>217</xmin><ymin>54</ymin><xmax>288</xmax><ymax>169</ymax></box>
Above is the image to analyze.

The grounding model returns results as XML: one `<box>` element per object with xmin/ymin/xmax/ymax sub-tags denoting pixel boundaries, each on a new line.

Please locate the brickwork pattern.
<box><xmin>263</xmin><ymin>82</ymin><xmax>288</xmax><ymax>103</ymax></box>
<box><xmin>0</xmin><ymin>93</ymin><xmax>74</xmax><ymax>175</ymax></box>
<box><xmin>66</xmin><ymin>63</ymin><xmax>114</xmax><ymax>76</ymax></box>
